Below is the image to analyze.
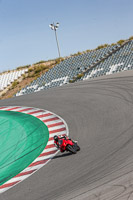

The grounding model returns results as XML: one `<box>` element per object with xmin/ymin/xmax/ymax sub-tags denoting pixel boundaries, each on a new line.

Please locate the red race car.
<box><xmin>54</xmin><ymin>135</ymin><xmax>80</xmax><ymax>154</ymax></box>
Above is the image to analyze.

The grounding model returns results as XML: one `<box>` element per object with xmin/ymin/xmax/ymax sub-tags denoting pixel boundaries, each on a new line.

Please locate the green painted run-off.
<box><xmin>0</xmin><ymin>110</ymin><xmax>49</xmax><ymax>186</ymax></box>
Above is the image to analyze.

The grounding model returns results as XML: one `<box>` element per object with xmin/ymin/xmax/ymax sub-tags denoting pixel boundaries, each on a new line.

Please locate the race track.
<box><xmin>1</xmin><ymin>70</ymin><xmax>133</xmax><ymax>200</ymax></box>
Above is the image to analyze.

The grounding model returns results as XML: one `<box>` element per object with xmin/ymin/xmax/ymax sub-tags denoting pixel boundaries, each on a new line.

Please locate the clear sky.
<box><xmin>0</xmin><ymin>0</ymin><xmax>133</xmax><ymax>72</ymax></box>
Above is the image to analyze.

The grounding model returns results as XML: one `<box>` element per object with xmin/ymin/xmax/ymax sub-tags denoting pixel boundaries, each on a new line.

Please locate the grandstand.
<box><xmin>82</xmin><ymin>40</ymin><xmax>133</xmax><ymax>81</ymax></box>
<box><xmin>15</xmin><ymin>39</ymin><xmax>133</xmax><ymax>96</ymax></box>
<box><xmin>0</xmin><ymin>38</ymin><xmax>132</xmax><ymax>99</ymax></box>
<box><xmin>0</xmin><ymin>68</ymin><xmax>28</xmax><ymax>91</ymax></box>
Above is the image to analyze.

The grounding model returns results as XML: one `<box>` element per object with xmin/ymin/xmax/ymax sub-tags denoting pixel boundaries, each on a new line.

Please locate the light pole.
<box><xmin>49</xmin><ymin>22</ymin><xmax>61</xmax><ymax>58</ymax></box>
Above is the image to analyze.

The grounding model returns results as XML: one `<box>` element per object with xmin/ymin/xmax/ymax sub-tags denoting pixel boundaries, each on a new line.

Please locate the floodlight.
<box><xmin>49</xmin><ymin>24</ymin><xmax>54</xmax><ymax>30</ymax></box>
<box><xmin>49</xmin><ymin>22</ymin><xmax>61</xmax><ymax>58</ymax></box>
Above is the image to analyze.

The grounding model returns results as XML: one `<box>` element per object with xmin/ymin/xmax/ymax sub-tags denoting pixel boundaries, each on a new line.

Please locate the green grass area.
<box><xmin>0</xmin><ymin>110</ymin><xmax>49</xmax><ymax>185</ymax></box>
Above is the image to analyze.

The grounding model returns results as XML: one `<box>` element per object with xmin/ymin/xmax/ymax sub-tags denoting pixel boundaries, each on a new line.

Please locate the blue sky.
<box><xmin>0</xmin><ymin>0</ymin><xmax>133</xmax><ymax>72</ymax></box>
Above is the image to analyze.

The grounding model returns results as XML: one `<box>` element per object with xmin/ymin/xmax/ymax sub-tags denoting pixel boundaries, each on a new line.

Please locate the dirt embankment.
<box><xmin>0</xmin><ymin>60</ymin><xmax>58</xmax><ymax>100</ymax></box>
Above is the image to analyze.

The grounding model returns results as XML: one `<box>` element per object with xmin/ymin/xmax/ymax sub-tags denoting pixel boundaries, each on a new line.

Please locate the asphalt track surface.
<box><xmin>1</xmin><ymin>71</ymin><xmax>133</xmax><ymax>200</ymax></box>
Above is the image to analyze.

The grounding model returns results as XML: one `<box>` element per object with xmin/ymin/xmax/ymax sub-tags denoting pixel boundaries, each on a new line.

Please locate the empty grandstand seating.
<box><xmin>82</xmin><ymin>40</ymin><xmax>133</xmax><ymax>80</ymax></box>
<box><xmin>0</xmin><ymin>69</ymin><xmax>28</xmax><ymax>91</ymax></box>
<box><xmin>15</xmin><ymin>40</ymin><xmax>133</xmax><ymax>96</ymax></box>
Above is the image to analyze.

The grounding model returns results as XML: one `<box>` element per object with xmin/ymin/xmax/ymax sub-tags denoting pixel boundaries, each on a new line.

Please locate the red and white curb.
<box><xmin>0</xmin><ymin>106</ymin><xmax>69</xmax><ymax>193</ymax></box>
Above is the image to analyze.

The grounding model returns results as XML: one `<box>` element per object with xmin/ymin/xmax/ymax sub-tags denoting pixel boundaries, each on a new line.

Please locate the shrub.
<box><xmin>69</xmin><ymin>79</ymin><xmax>74</xmax><ymax>83</ymax></box>
<box><xmin>45</xmin><ymin>69</ymin><xmax>49</xmax><ymax>73</ymax></box>
<box><xmin>129</xmin><ymin>36</ymin><xmax>133</xmax><ymax>40</ymax></box>
<box><xmin>117</xmin><ymin>39</ymin><xmax>125</xmax><ymax>45</ymax></box>
<box><xmin>77</xmin><ymin>73</ymin><xmax>84</xmax><ymax>79</ymax></box>
<box><xmin>27</xmin><ymin>73</ymin><xmax>36</xmax><ymax>78</ymax></box>
<box><xmin>33</xmin><ymin>77</ymin><xmax>38</xmax><ymax>81</ymax></box>
<box><xmin>103</xmin><ymin>44</ymin><xmax>108</xmax><ymax>47</ymax></box>
<box><xmin>111</xmin><ymin>43</ymin><xmax>116</xmax><ymax>46</ymax></box>
<box><xmin>22</xmin><ymin>74</ymin><xmax>26</xmax><ymax>79</ymax></box>
<box><xmin>55</xmin><ymin>58</ymin><xmax>61</xmax><ymax>64</ymax></box>
<box><xmin>28</xmin><ymin>68</ymin><xmax>34</xmax><ymax>73</ymax></box>
<box><xmin>77</xmin><ymin>51</ymin><xmax>82</xmax><ymax>55</ymax></box>
<box><xmin>39</xmin><ymin>64</ymin><xmax>49</xmax><ymax>70</ymax></box>
<box><xmin>34</xmin><ymin>60</ymin><xmax>45</xmax><ymax>65</ymax></box>
<box><xmin>96</xmin><ymin>44</ymin><xmax>108</xmax><ymax>50</ymax></box>
<box><xmin>17</xmin><ymin>65</ymin><xmax>30</xmax><ymax>70</ymax></box>
<box><xmin>86</xmin><ymin>49</ymin><xmax>91</xmax><ymax>52</ymax></box>
<box><xmin>34</xmin><ymin>67</ymin><xmax>42</xmax><ymax>74</ymax></box>
<box><xmin>34</xmin><ymin>65</ymin><xmax>49</xmax><ymax>74</ymax></box>
<box><xmin>2</xmin><ymin>93</ymin><xmax>6</xmax><ymax>97</ymax></box>
<box><xmin>12</xmin><ymin>80</ymin><xmax>19</xmax><ymax>89</ymax></box>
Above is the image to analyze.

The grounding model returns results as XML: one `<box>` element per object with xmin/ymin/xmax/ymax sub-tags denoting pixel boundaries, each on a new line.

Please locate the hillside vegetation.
<box><xmin>0</xmin><ymin>58</ymin><xmax>64</xmax><ymax>100</ymax></box>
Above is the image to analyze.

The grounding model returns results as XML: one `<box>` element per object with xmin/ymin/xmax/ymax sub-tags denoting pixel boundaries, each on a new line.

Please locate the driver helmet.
<box><xmin>54</xmin><ymin>135</ymin><xmax>59</xmax><ymax>142</ymax></box>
